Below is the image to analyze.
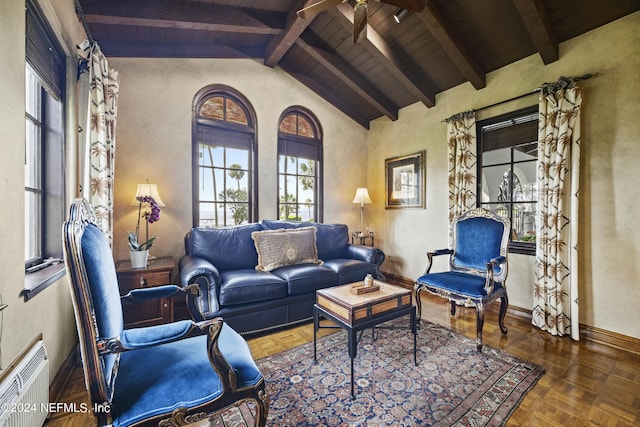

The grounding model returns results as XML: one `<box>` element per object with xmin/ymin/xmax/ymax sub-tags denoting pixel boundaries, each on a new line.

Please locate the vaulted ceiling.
<box><xmin>76</xmin><ymin>0</ymin><xmax>639</xmax><ymax>129</ymax></box>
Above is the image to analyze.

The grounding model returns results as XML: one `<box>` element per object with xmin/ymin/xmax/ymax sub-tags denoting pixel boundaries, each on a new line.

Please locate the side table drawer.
<box><xmin>119</xmin><ymin>271</ymin><xmax>169</xmax><ymax>294</ymax></box>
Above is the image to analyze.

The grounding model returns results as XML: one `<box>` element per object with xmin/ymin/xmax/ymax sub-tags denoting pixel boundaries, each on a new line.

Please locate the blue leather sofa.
<box><xmin>179</xmin><ymin>220</ymin><xmax>385</xmax><ymax>333</ymax></box>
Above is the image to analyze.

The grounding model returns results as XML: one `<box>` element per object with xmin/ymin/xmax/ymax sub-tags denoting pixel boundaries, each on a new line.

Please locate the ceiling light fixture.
<box><xmin>393</xmin><ymin>8</ymin><xmax>409</xmax><ymax>23</ymax></box>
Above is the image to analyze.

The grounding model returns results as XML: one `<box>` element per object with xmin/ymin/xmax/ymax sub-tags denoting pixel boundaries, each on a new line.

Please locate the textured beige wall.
<box><xmin>368</xmin><ymin>12</ymin><xmax>640</xmax><ymax>339</ymax></box>
<box><xmin>0</xmin><ymin>0</ymin><xmax>85</xmax><ymax>381</ymax></box>
<box><xmin>110</xmin><ymin>58</ymin><xmax>369</xmax><ymax>267</ymax></box>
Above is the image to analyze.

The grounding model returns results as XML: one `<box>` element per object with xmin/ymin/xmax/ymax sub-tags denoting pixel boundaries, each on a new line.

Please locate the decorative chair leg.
<box><xmin>450</xmin><ymin>299</ymin><xmax>456</xmax><ymax>315</ymax></box>
<box><xmin>475</xmin><ymin>302</ymin><xmax>485</xmax><ymax>352</ymax></box>
<box><xmin>414</xmin><ymin>286</ymin><xmax>423</xmax><ymax>324</ymax></box>
<box><xmin>499</xmin><ymin>295</ymin><xmax>509</xmax><ymax>335</ymax></box>
<box><xmin>253</xmin><ymin>388</ymin><xmax>269</xmax><ymax>427</ymax></box>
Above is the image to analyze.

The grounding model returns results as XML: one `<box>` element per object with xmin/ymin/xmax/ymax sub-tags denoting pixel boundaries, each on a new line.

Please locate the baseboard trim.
<box><xmin>382</xmin><ymin>270</ymin><xmax>640</xmax><ymax>355</ymax></box>
<box><xmin>580</xmin><ymin>324</ymin><xmax>640</xmax><ymax>356</ymax></box>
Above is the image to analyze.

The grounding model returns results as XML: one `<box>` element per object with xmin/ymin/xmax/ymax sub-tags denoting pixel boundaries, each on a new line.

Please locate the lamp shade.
<box><xmin>352</xmin><ymin>188</ymin><xmax>372</xmax><ymax>205</ymax></box>
<box><xmin>131</xmin><ymin>183</ymin><xmax>166</xmax><ymax>206</ymax></box>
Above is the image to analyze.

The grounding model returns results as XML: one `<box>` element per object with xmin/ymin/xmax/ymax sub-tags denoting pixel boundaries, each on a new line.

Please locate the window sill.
<box><xmin>508</xmin><ymin>241</ymin><xmax>535</xmax><ymax>256</ymax></box>
<box><xmin>22</xmin><ymin>263</ymin><xmax>66</xmax><ymax>301</ymax></box>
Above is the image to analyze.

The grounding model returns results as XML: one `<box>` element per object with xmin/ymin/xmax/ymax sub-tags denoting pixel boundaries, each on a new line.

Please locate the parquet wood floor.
<box><xmin>45</xmin><ymin>292</ymin><xmax>640</xmax><ymax>427</ymax></box>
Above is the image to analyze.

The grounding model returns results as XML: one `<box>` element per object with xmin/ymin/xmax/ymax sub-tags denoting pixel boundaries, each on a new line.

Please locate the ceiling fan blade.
<box><xmin>379</xmin><ymin>0</ymin><xmax>426</xmax><ymax>13</ymax></box>
<box><xmin>297</xmin><ymin>0</ymin><xmax>344</xmax><ymax>19</ymax></box>
<box><xmin>353</xmin><ymin>2</ymin><xmax>368</xmax><ymax>43</ymax></box>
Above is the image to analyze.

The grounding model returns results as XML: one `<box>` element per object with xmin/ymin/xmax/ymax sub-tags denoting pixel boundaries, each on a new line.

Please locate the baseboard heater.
<box><xmin>0</xmin><ymin>337</ymin><xmax>49</xmax><ymax>427</ymax></box>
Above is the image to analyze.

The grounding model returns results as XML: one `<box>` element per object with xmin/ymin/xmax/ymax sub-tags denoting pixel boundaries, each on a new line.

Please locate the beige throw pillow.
<box><xmin>252</xmin><ymin>226</ymin><xmax>322</xmax><ymax>272</ymax></box>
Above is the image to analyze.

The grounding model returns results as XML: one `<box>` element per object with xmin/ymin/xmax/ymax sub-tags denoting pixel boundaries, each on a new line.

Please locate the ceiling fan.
<box><xmin>297</xmin><ymin>0</ymin><xmax>426</xmax><ymax>43</ymax></box>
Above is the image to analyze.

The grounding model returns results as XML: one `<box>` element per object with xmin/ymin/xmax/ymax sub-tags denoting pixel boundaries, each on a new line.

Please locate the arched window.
<box><xmin>192</xmin><ymin>85</ymin><xmax>256</xmax><ymax>227</ymax></box>
<box><xmin>278</xmin><ymin>107</ymin><xmax>323</xmax><ymax>222</ymax></box>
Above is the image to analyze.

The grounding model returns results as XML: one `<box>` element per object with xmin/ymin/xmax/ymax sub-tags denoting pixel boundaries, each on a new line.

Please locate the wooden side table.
<box><xmin>116</xmin><ymin>256</ymin><xmax>174</xmax><ymax>328</ymax></box>
<box><xmin>351</xmin><ymin>231</ymin><xmax>374</xmax><ymax>246</ymax></box>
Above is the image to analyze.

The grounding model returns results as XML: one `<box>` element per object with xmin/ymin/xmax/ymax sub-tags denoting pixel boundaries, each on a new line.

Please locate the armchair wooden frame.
<box><xmin>63</xmin><ymin>199</ymin><xmax>268</xmax><ymax>426</ymax></box>
<box><xmin>415</xmin><ymin>208</ymin><xmax>510</xmax><ymax>351</ymax></box>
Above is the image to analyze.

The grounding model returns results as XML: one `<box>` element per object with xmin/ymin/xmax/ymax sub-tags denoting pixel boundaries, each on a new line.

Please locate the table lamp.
<box><xmin>352</xmin><ymin>188</ymin><xmax>371</xmax><ymax>237</ymax></box>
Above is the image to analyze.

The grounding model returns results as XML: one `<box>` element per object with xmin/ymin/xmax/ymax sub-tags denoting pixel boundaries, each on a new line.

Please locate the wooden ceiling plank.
<box><xmin>512</xmin><ymin>0</ymin><xmax>559</xmax><ymax>65</ymax></box>
<box><xmin>296</xmin><ymin>37</ymin><xmax>399</xmax><ymax>120</ymax></box>
<box><xmin>97</xmin><ymin>40</ymin><xmax>263</xmax><ymax>59</ymax></box>
<box><xmin>264</xmin><ymin>0</ymin><xmax>315</xmax><ymax>67</ymax></box>
<box><xmin>416</xmin><ymin>1</ymin><xmax>486</xmax><ymax>89</ymax></box>
<box><xmin>335</xmin><ymin>2</ymin><xmax>436</xmax><ymax>108</ymax></box>
<box><xmin>81</xmin><ymin>0</ymin><xmax>281</xmax><ymax>35</ymax></box>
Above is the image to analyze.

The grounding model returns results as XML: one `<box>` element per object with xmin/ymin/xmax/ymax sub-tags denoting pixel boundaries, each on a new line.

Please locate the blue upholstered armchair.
<box><xmin>415</xmin><ymin>208</ymin><xmax>510</xmax><ymax>351</ymax></box>
<box><xmin>62</xmin><ymin>199</ymin><xmax>268</xmax><ymax>426</ymax></box>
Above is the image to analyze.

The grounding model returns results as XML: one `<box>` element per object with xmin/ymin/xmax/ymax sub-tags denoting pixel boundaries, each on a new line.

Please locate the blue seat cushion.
<box><xmin>271</xmin><ymin>264</ymin><xmax>337</xmax><ymax>295</ymax></box>
<box><xmin>112</xmin><ymin>323</ymin><xmax>262</xmax><ymax>427</ymax></box>
<box><xmin>323</xmin><ymin>258</ymin><xmax>378</xmax><ymax>285</ymax></box>
<box><xmin>219</xmin><ymin>269</ymin><xmax>287</xmax><ymax>306</ymax></box>
<box><xmin>417</xmin><ymin>271</ymin><xmax>504</xmax><ymax>299</ymax></box>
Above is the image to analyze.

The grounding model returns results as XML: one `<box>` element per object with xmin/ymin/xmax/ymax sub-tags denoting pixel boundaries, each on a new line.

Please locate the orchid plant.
<box><xmin>128</xmin><ymin>195</ymin><xmax>160</xmax><ymax>251</ymax></box>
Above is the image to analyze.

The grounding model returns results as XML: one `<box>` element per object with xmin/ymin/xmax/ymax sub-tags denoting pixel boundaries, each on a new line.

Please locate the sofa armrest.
<box><xmin>346</xmin><ymin>244</ymin><xmax>385</xmax><ymax>265</ymax></box>
<box><xmin>345</xmin><ymin>245</ymin><xmax>386</xmax><ymax>279</ymax></box>
<box><xmin>179</xmin><ymin>255</ymin><xmax>221</xmax><ymax>321</ymax></box>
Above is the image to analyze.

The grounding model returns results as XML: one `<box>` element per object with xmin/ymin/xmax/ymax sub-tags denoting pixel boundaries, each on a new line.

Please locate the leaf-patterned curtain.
<box><xmin>533</xmin><ymin>77</ymin><xmax>582</xmax><ymax>340</ymax></box>
<box><xmin>445</xmin><ymin>111</ymin><xmax>477</xmax><ymax>230</ymax></box>
<box><xmin>78</xmin><ymin>43</ymin><xmax>119</xmax><ymax>246</ymax></box>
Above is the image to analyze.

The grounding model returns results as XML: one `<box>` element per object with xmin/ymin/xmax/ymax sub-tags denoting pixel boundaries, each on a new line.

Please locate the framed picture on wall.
<box><xmin>385</xmin><ymin>151</ymin><xmax>426</xmax><ymax>209</ymax></box>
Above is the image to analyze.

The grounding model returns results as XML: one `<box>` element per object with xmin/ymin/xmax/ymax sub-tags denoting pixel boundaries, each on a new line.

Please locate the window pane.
<box><xmin>285</xmin><ymin>175</ymin><xmax>297</xmax><ymax>199</ymax></box>
<box><xmin>25</xmin><ymin>65</ymin><xmax>41</xmax><ymax>119</ymax></box>
<box><xmin>199</xmin><ymin>145</ymin><xmax>224</xmax><ymax>167</ymax></box>
<box><xmin>226</xmin><ymin>148</ymin><xmax>249</xmax><ymax>170</ymax></box>
<box><xmin>25</xmin><ymin>120</ymin><xmax>40</xmax><ymax>188</ymax></box>
<box><xmin>279</xmin><ymin>115</ymin><xmax>297</xmax><ymax>134</ymax></box>
<box><xmin>297</xmin><ymin>116</ymin><xmax>314</xmax><ymax>138</ymax></box>
<box><xmin>298</xmin><ymin>176</ymin><xmax>314</xmax><ymax>200</ymax></box>
<box><xmin>299</xmin><ymin>203</ymin><xmax>314</xmax><ymax>222</ymax></box>
<box><xmin>514</xmin><ymin>162</ymin><xmax>537</xmax><ymax>202</ymax></box>
<box><xmin>514</xmin><ymin>141</ymin><xmax>537</xmax><ymax>161</ymax></box>
<box><xmin>482</xmin><ymin>147</ymin><xmax>510</xmax><ymax>166</ymax></box>
<box><xmin>225</xmin><ymin>98</ymin><xmax>248</xmax><ymax>125</ymax></box>
<box><xmin>199</xmin><ymin>202</ymin><xmax>216</xmax><ymax>227</ymax></box>
<box><xmin>25</xmin><ymin>190</ymin><xmax>40</xmax><ymax>261</ymax></box>
<box><xmin>481</xmin><ymin>164</ymin><xmax>510</xmax><ymax>203</ymax></box>
<box><xmin>199</xmin><ymin>96</ymin><xmax>224</xmax><ymax>120</ymax></box>
<box><xmin>297</xmin><ymin>158</ymin><xmax>314</xmax><ymax>175</ymax></box>
<box><xmin>513</xmin><ymin>204</ymin><xmax>536</xmax><ymax>242</ymax></box>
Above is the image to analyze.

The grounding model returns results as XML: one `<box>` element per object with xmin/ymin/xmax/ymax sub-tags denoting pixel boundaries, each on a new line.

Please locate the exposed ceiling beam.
<box><xmin>512</xmin><ymin>0</ymin><xmax>559</xmax><ymax>64</ymax></box>
<box><xmin>295</xmin><ymin>36</ymin><xmax>399</xmax><ymax>121</ymax></box>
<box><xmin>81</xmin><ymin>0</ymin><xmax>281</xmax><ymax>35</ymax></box>
<box><xmin>95</xmin><ymin>41</ymin><xmax>263</xmax><ymax>59</ymax></box>
<box><xmin>417</xmin><ymin>2</ymin><xmax>486</xmax><ymax>90</ymax></box>
<box><xmin>264</xmin><ymin>0</ymin><xmax>315</xmax><ymax>67</ymax></box>
<box><xmin>335</xmin><ymin>2</ymin><xmax>436</xmax><ymax>108</ymax></box>
<box><xmin>279</xmin><ymin>63</ymin><xmax>371</xmax><ymax>129</ymax></box>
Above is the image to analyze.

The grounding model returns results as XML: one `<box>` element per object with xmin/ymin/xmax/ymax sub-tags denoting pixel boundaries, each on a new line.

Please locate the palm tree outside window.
<box><xmin>192</xmin><ymin>85</ymin><xmax>257</xmax><ymax>227</ymax></box>
<box><xmin>277</xmin><ymin>108</ymin><xmax>323</xmax><ymax>222</ymax></box>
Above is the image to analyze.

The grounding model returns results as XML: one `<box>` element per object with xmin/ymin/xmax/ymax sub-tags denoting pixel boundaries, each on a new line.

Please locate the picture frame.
<box><xmin>385</xmin><ymin>150</ymin><xmax>426</xmax><ymax>209</ymax></box>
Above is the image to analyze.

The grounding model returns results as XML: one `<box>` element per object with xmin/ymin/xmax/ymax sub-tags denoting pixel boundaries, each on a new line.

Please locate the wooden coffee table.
<box><xmin>314</xmin><ymin>281</ymin><xmax>417</xmax><ymax>398</ymax></box>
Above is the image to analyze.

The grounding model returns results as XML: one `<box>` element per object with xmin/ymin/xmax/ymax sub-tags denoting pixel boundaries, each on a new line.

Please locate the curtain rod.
<box><xmin>74</xmin><ymin>0</ymin><xmax>94</xmax><ymax>44</ymax></box>
<box><xmin>444</xmin><ymin>73</ymin><xmax>595</xmax><ymax>122</ymax></box>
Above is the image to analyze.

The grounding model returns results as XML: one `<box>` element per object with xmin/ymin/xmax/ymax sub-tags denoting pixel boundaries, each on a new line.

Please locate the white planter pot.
<box><xmin>130</xmin><ymin>250</ymin><xmax>149</xmax><ymax>269</ymax></box>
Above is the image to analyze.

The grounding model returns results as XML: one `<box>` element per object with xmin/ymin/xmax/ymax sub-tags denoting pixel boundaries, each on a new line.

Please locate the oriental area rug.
<box><xmin>210</xmin><ymin>319</ymin><xmax>544</xmax><ymax>426</ymax></box>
